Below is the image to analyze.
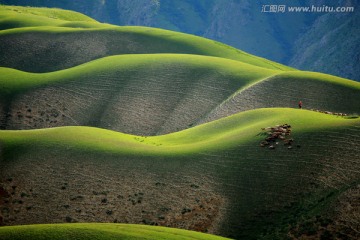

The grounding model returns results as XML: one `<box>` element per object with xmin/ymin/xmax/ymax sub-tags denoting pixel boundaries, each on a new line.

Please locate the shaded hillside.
<box><xmin>1</xmin><ymin>0</ymin><xmax>358</xmax><ymax>81</ymax></box>
<box><xmin>0</xmin><ymin>26</ymin><xmax>290</xmax><ymax>73</ymax></box>
<box><xmin>0</xmin><ymin>0</ymin><xmax>317</xmax><ymax>64</ymax></box>
<box><xmin>0</xmin><ymin>54</ymin><xmax>278</xmax><ymax>135</ymax></box>
<box><xmin>0</xmin><ymin>5</ymin><xmax>292</xmax><ymax>73</ymax></box>
<box><xmin>1</xmin><ymin>109</ymin><xmax>359</xmax><ymax>239</ymax></box>
<box><xmin>1</xmin><ymin>54</ymin><xmax>359</xmax><ymax>135</ymax></box>
<box><xmin>0</xmin><ymin>5</ymin><xmax>359</xmax><ymax>240</ymax></box>
<box><xmin>199</xmin><ymin>71</ymin><xmax>360</xmax><ymax>125</ymax></box>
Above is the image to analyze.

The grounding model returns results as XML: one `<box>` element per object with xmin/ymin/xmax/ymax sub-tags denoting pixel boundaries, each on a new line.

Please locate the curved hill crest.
<box><xmin>0</xmin><ymin>5</ymin><xmax>292</xmax><ymax>73</ymax></box>
<box><xmin>0</xmin><ymin>54</ymin><xmax>359</xmax><ymax>135</ymax></box>
<box><xmin>1</xmin><ymin>109</ymin><xmax>359</xmax><ymax>239</ymax></box>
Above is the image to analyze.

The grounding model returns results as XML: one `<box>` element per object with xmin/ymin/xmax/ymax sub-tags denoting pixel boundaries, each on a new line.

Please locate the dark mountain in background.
<box><xmin>290</xmin><ymin>9</ymin><xmax>360</xmax><ymax>81</ymax></box>
<box><xmin>1</xmin><ymin>0</ymin><xmax>358</xmax><ymax>81</ymax></box>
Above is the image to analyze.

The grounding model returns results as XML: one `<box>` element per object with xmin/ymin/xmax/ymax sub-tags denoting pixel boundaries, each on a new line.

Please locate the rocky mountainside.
<box><xmin>290</xmin><ymin>10</ymin><xmax>360</xmax><ymax>81</ymax></box>
<box><xmin>0</xmin><ymin>0</ymin><xmax>358</xmax><ymax>81</ymax></box>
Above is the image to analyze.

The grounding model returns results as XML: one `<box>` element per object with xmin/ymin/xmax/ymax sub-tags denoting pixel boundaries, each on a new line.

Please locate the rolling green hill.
<box><xmin>0</xmin><ymin>109</ymin><xmax>359</xmax><ymax>239</ymax></box>
<box><xmin>0</xmin><ymin>54</ymin><xmax>359</xmax><ymax>135</ymax></box>
<box><xmin>0</xmin><ymin>4</ymin><xmax>359</xmax><ymax>240</ymax></box>
<box><xmin>0</xmin><ymin>223</ymin><xmax>230</xmax><ymax>240</ymax></box>
<box><xmin>200</xmin><ymin>71</ymin><xmax>360</xmax><ymax>125</ymax></box>
<box><xmin>0</xmin><ymin>5</ymin><xmax>98</xmax><ymax>30</ymax></box>
<box><xmin>0</xmin><ymin>5</ymin><xmax>293</xmax><ymax>73</ymax></box>
<box><xmin>0</xmin><ymin>54</ymin><xmax>278</xmax><ymax>135</ymax></box>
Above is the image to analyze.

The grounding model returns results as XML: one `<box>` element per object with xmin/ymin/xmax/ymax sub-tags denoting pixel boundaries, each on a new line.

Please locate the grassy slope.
<box><xmin>0</xmin><ymin>5</ymin><xmax>114</xmax><ymax>30</ymax></box>
<box><xmin>0</xmin><ymin>54</ymin><xmax>278</xmax><ymax>96</ymax></box>
<box><xmin>0</xmin><ymin>54</ymin><xmax>281</xmax><ymax>135</ymax></box>
<box><xmin>1</xmin><ymin>54</ymin><xmax>359</xmax><ymax>135</ymax></box>
<box><xmin>0</xmin><ymin>5</ymin><xmax>97</xmax><ymax>22</ymax></box>
<box><xmin>0</xmin><ymin>6</ymin><xmax>293</xmax><ymax>72</ymax></box>
<box><xmin>1</xmin><ymin>108</ymin><xmax>359</xmax><ymax>239</ymax></box>
<box><xmin>1</xmin><ymin>55</ymin><xmax>358</xmax><ymax>97</ymax></box>
<box><xmin>0</xmin><ymin>223</ymin><xmax>230</xmax><ymax>240</ymax></box>
<box><xmin>1</xmin><ymin>108</ymin><xmax>358</xmax><ymax>155</ymax></box>
<box><xmin>0</xmin><ymin>5</ymin><xmax>359</xmax><ymax>239</ymax></box>
<box><xmin>200</xmin><ymin>70</ymin><xmax>360</xmax><ymax>124</ymax></box>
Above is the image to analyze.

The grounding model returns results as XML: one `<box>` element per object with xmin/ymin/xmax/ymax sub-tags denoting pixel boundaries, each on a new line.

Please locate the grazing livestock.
<box><xmin>260</xmin><ymin>124</ymin><xmax>295</xmax><ymax>150</ymax></box>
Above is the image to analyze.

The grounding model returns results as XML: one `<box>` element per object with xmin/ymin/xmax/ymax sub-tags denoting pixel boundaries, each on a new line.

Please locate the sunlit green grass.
<box><xmin>2</xmin><ymin>53</ymin><xmax>358</xmax><ymax>99</ymax></box>
<box><xmin>1</xmin><ymin>108</ymin><xmax>358</xmax><ymax>156</ymax></box>
<box><xmin>0</xmin><ymin>5</ymin><xmax>293</xmax><ymax>71</ymax></box>
<box><xmin>0</xmin><ymin>223</ymin><xmax>230</xmax><ymax>240</ymax></box>
<box><xmin>0</xmin><ymin>5</ymin><xmax>97</xmax><ymax>29</ymax></box>
<box><xmin>0</xmin><ymin>53</ymin><xmax>280</xmax><ymax>96</ymax></box>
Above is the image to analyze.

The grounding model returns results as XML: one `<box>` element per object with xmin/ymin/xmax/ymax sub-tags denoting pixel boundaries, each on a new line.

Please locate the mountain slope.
<box><xmin>290</xmin><ymin>11</ymin><xmax>360</xmax><ymax>81</ymax></box>
<box><xmin>0</xmin><ymin>0</ymin><xmax>318</xmax><ymax>64</ymax></box>
<box><xmin>1</xmin><ymin>109</ymin><xmax>359</xmax><ymax>239</ymax></box>
<box><xmin>0</xmin><ymin>5</ymin><xmax>292</xmax><ymax>73</ymax></box>
<box><xmin>0</xmin><ymin>5</ymin><xmax>359</xmax><ymax>240</ymax></box>
<box><xmin>199</xmin><ymin>71</ymin><xmax>360</xmax><ymax>125</ymax></box>
<box><xmin>1</xmin><ymin>54</ymin><xmax>359</xmax><ymax>135</ymax></box>
<box><xmin>0</xmin><ymin>4</ymin><xmax>97</xmax><ymax>30</ymax></box>
<box><xmin>0</xmin><ymin>54</ymin><xmax>279</xmax><ymax>135</ymax></box>
<box><xmin>0</xmin><ymin>26</ymin><xmax>291</xmax><ymax>73</ymax></box>
<box><xmin>2</xmin><ymin>0</ymin><xmax>358</xmax><ymax>81</ymax></box>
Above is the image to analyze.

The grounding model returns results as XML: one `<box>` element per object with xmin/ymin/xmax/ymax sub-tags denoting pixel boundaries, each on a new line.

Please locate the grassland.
<box><xmin>0</xmin><ymin>5</ymin><xmax>97</xmax><ymax>23</ymax></box>
<box><xmin>0</xmin><ymin>5</ymin><xmax>293</xmax><ymax>72</ymax></box>
<box><xmin>0</xmin><ymin>108</ymin><xmax>358</xmax><ymax>155</ymax></box>
<box><xmin>1</xmin><ymin>108</ymin><xmax>359</xmax><ymax>239</ymax></box>
<box><xmin>0</xmin><ymin>54</ymin><xmax>278</xmax><ymax>96</ymax></box>
<box><xmin>0</xmin><ymin>223</ymin><xmax>230</xmax><ymax>240</ymax></box>
<box><xmin>1</xmin><ymin>54</ymin><xmax>359</xmax><ymax>135</ymax></box>
<box><xmin>201</xmin><ymin>70</ymin><xmax>360</xmax><ymax>124</ymax></box>
<box><xmin>0</xmin><ymin>4</ymin><xmax>359</xmax><ymax>240</ymax></box>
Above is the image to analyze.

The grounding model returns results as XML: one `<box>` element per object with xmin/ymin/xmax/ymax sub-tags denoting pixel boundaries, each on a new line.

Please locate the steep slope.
<box><xmin>290</xmin><ymin>11</ymin><xmax>360</xmax><ymax>81</ymax></box>
<box><xmin>1</xmin><ymin>54</ymin><xmax>359</xmax><ymax>135</ymax></box>
<box><xmin>0</xmin><ymin>109</ymin><xmax>359</xmax><ymax>239</ymax></box>
<box><xmin>0</xmin><ymin>223</ymin><xmax>230</xmax><ymax>240</ymax></box>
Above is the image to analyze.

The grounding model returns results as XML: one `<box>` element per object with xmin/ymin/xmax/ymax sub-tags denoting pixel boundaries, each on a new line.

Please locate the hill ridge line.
<box><xmin>0</xmin><ymin>53</ymin><xmax>286</xmax><ymax>74</ymax></box>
